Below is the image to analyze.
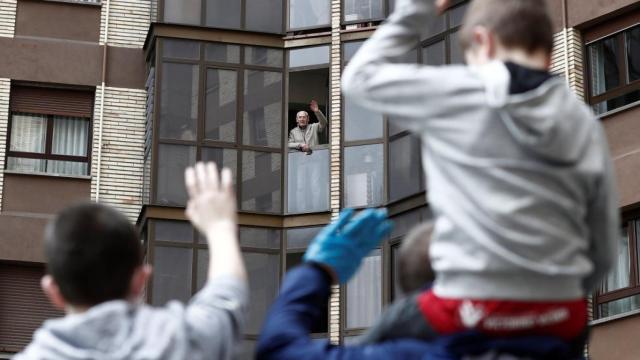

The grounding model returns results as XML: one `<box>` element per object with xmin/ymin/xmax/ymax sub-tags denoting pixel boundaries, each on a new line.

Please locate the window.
<box><xmin>420</xmin><ymin>1</ymin><xmax>468</xmax><ymax>65</ymax></box>
<box><xmin>7</xmin><ymin>86</ymin><xmax>93</xmax><ymax>177</ymax></box>
<box><xmin>288</xmin><ymin>0</ymin><xmax>330</xmax><ymax>31</ymax></box>
<box><xmin>154</xmin><ymin>39</ymin><xmax>284</xmax><ymax>213</ymax></box>
<box><xmin>344</xmin><ymin>0</ymin><xmax>385</xmax><ymax>24</ymax></box>
<box><xmin>162</xmin><ymin>0</ymin><xmax>284</xmax><ymax>34</ymax></box>
<box><xmin>587</xmin><ymin>24</ymin><xmax>640</xmax><ymax>115</ymax></box>
<box><xmin>595</xmin><ymin>217</ymin><xmax>640</xmax><ymax>319</ymax></box>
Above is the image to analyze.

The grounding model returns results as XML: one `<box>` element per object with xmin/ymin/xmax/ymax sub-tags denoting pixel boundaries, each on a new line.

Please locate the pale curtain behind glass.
<box><xmin>49</xmin><ymin>116</ymin><xmax>89</xmax><ymax>175</ymax></box>
<box><xmin>7</xmin><ymin>114</ymin><xmax>47</xmax><ymax>173</ymax></box>
<box><xmin>346</xmin><ymin>250</ymin><xmax>382</xmax><ymax>329</ymax></box>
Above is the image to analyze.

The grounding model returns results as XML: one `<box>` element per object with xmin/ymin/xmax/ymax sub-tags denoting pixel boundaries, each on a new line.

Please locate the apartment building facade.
<box><xmin>0</xmin><ymin>0</ymin><xmax>638</xmax><ymax>359</ymax></box>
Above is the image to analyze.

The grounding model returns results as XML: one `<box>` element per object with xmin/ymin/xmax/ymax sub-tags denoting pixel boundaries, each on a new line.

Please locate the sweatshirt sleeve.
<box><xmin>583</xmin><ymin>125</ymin><xmax>620</xmax><ymax>292</ymax></box>
<box><xmin>342</xmin><ymin>0</ymin><xmax>476</xmax><ymax>124</ymax></box>
<box><xmin>184</xmin><ymin>275</ymin><xmax>249</xmax><ymax>360</ymax></box>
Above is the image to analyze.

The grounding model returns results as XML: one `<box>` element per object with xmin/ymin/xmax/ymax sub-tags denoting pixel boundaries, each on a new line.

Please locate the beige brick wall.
<box><xmin>100</xmin><ymin>0</ymin><xmax>151</xmax><ymax>48</ymax></box>
<box><xmin>551</xmin><ymin>28</ymin><xmax>585</xmax><ymax>99</ymax></box>
<box><xmin>0</xmin><ymin>78</ymin><xmax>10</xmax><ymax>211</ymax></box>
<box><xmin>91</xmin><ymin>86</ymin><xmax>146</xmax><ymax>221</ymax></box>
<box><xmin>0</xmin><ymin>0</ymin><xmax>16</xmax><ymax>38</ymax></box>
<box><xmin>329</xmin><ymin>0</ymin><xmax>343</xmax><ymax>345</ymax></box>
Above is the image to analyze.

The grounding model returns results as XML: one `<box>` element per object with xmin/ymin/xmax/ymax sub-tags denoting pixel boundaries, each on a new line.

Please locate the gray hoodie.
<box><xmin>14</xmin><ymin>277</ymin><xmax>247</xmax><ymax>360</ymax></box>
<box><xmin>343</xmin><ymin>0</ymin><xmax>619</xmax><ymax>300</ymax></box>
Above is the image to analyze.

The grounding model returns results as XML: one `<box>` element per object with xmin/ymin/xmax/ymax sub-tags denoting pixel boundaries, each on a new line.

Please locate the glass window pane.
<box><xmin>152</xmin><ymin>246</ymin><xmax>193</xmax><ymax>305</ymax></box>
<box><xmin>7</xmin><ymin>157</ymin><xmax>46</xmax><ymax>173</ymax></box>
<box><xmin>154</xmin><ymin>220</ymin><xmax>193</xmax><ymax>243</ymax></box>
<box><xmin>289</xmin><ymin>0</ymin><xmax>330</xmax><ymax>30</ymax></box>
<box><xmin>163</xmin><ymin>0</ymin><xmax>201</xmax><ymax>25</ymax></box>
<box><xmin>289</xmin><ymin>45</ymin><xmax>330</xmax><ymax>68</ymax></box>
<box><xmin>390</xmin><ymin>209</ymin><xmax>421</xmax><ymax>240</ymax></box>
<box><xmin>344</xmin><ymin>96</ymin><xmax>383</xmax><ymax>141</ymax></box>
<box><xmin>389</xmin><ymin>135</ymin><xmax>423</xmax><ymax>202</ymax></box>
<box><xmin>244</xmin><ymin>252</ymin><xmax>280</xmax><ymax>334</ymax></box>
<box><xmin>449</xmin><ymin>3</ymin><xmax>468</xmax><ymax>28</ymax></box>
<box><xmin>205</xmin><ymin>69</ymin><xmax>237</xmax><ymax>142</ymax></box>
<box><xmin>245</xmin><ymin>47</ymin><xmax>284</xmax><ymax>67</ymax></box>
<box><xmin>243</xmin><ymin>70</ymin><xmax>283</xmax><ymax>147</ymax></box>
<box><xmin>422</xmin><ymin>40</ymin><xmax>446</xmax><ymax>66</ymax></box>
<box><xmin>602</xmin><ymin>227</ymin><xmax>631</xmax><ymax>292</ymax></box>
<box><xmin>201</xmin><ymin>147</ymin><xmax>237</xmax><ymax>183</ymax></box>
<box><xmin>287</xmin><ymin>227</ymin><xmax>322</xmax><ymax>250</ymax></box>
<box><xmin>245</xmin><ymin>0</ymin><xmax>283</xmax><ymax>33</ymax></box>
<box><xmin>593</xmin><ymin>88</ymin><xmax>640</xmax><ymax>115</ymax></box>
<box><xmin>391</xmin><ymin>243</ymin><xmax>401</xmax><ymax>299</ymax></box>
<box><xmin>156</xmin><ymin>144</ymin><xmax>196</xmax><ymax>206</ymax></box>
<box><xmin>589</xmin><ymin>37</ymin><xmax>620</xmax><ymax>96</ymax></box>
<box><xmin>346</xmin><ymin>249</ymin><xmax>382</xmax><ymax>328</ymax></box>
<box><xmin>344</xmin><ymin>0</ymin><xmax>384</xmax><ymax>22</ymax></box>
<box><xmin>241</xmin><ymin>151</ymin><xmax>282</xmax><ymax>213</ymax></box>
<box><xmin>420</xmin><ymin>13</ymin><xmax>446</xmax><ymax>41</ymax></box>
<box><xmin>344</xmin><ymin>144</ymin><xmax>384</xmax><ymax>208</ymax></box>
<box><xmin>51</xmin><ymin>116</ymin><xmax>89</xmax><ymax>157</ymax></box>
<box><xmin>10</xmin><ymin>114</ymin><xmax>46</xmax><ymax>153</ymax></box>
<box><xmin>343</xmin><ymin>41</ymin><xmax>364</xmax><ymax>63</ymax></box>
<box><xmin>206</xmin><ymin>0</ymin><xmax>241</xmax><ymax>29</ymax></box>
<box><xmin>205</xmin><ymin>43</ymin><xmax>240</xmax><ymax>63</ymax></box>
<box><xmin>196</xmin><ymin>249</ymin><xmax>209</xmax><ymax>291</ymax></box>
<box><xmin>162</xmin><ymin>39</ymin><xmax>200</xmax><ymax>60</ymax></box>
<box><xmin>626</xmin><ymin>27</ymin><xmax>640</xmax><ymax>82</ymax></box>
<box><xmin>287</xmin><ymin>148</ymin><xmax>330</xmax><ymax>213</ymax></box>
<box><xmin>239</xmin><ymin>227</ymin><xmax>281</xmax><ymax>249</ymax></box>
<box><xmin>160</xmin><ymin>63</ymin><xmax>199</xmax><ymax>141</ymax></box>
<box><xmin>598</xmin><ymin>294</ymin><xmax>640</xmax><ymax>319</ymax></box>
<box><xmin>46</xmin><ymin>160</ymin><xmax>88</xmax><ymax>176</ymax></box>
<box><xmin>450</xmin><ymin>31</ymin><xmax>464</xmax><ymax>64</ymax></box>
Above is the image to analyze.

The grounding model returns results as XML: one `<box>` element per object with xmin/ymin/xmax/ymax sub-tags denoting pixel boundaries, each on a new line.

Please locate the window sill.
<box><xmin>41</xmin><ymin>0</ymin><xmax>102</xmax><ymax>6</ymax></box>
<box><xmin>590</xmin><ymin>307</ymin><xmax>640</xmax><ymax>326</ymax></box>
<box><xmin>598</xmin><ymin>100</ymin><xmax>640</xmax><ymax>120</ymax></box>
<box><xmin>3</xmin><ymin>170</ymin><xmax>91</xmax><ymax>181</ymax></box>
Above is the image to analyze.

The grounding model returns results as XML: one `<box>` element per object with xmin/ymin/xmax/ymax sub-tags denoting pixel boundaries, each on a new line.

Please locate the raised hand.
<box><xmin>304</xmin><ymin>208</ymin><xmax>393</xmax><ymax>284</ymax></box>
<box><xmin>185</xmin><ymin>162</ymin><xmax>236</xmax><ymax>235</ymax></box>
<box><xmin>310</xmin><ymin>99</ymin><xmax>320</xmax><ymax>113</ymax></box>
<box><xmin>436</xmin><ymin>0</ymin><xmax>450</xmax><ymax>14</ymax></box>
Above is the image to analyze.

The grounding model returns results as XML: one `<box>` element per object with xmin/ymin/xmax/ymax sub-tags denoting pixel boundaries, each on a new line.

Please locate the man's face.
<box><xmin>297</xmin><ymin>111</ymin><xmax>309</xmax><ymax>128</ymax></box>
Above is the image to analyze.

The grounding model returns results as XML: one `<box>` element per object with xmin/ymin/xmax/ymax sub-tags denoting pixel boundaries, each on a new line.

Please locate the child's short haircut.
<box><xmin>44</xmin><ymin>203</ymin><xmax>142</xmax><ymax>306</ymax></box>
<box><xmin>398</xmin><ymin>223</ymin><xmax>434</xmax><ymax>294</ymax></box>
<box><xmin>459</xmin><ymin>0</ymin><xmax>554</xmax><ymax>55</ymax></box>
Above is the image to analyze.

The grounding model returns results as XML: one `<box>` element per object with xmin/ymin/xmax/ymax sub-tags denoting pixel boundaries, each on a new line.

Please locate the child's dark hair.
<box><xmin>44</xmin><ymin>203</ymin><xmax>142</xmax><ymax>306</ymax></box>
<box><xmin>398</xmin><ymin>223</ymin><xmax>434</xmax><ymax>294</ymax></box>
<box><xmin>459</xmin><ymin>0</ymin><xmax>554</xmax><ymax>55</ymax></box>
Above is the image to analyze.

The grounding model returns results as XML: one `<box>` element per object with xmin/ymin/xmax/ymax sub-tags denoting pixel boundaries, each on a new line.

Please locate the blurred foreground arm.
<box><xmin>183</xmin><ymin>162</ymin><xmax>248</xmax><ymax>359</ymax></box>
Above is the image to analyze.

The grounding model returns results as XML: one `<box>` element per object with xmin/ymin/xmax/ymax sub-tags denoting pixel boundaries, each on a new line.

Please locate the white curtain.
<box><xmin>346</xmin><ymin>250</ymin><xmax>382</xmax><ymax>329</ymax></box>
<box><xmin>600</xmin><ymin>227</ymin><xmax>640</xmax><ymax>317</ymax></box>
<box><xmin>49</xmin><ymin>116</ymin><xmax>89</xmax><ymax>176</ymax></box>
<box><xmin>7</xmin><ymin>114</ymin><xmax>47</xmax><ymax>173</ymax></box>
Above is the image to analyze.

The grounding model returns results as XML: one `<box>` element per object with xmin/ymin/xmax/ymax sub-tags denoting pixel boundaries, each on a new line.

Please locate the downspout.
<box><xmin>96</xmin><ymin>0</ymin><xmax>111</xmax><ymax>202</ymax></box>
<box><xmin>562</xmin><ymin>0</ymin><xmax>571</xmax><ymax>83</ymax></box>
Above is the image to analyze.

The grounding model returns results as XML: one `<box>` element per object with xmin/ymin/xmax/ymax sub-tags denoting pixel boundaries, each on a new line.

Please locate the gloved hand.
<box><xmin>304</xmin><ymin>208</ymin><xmax>393</xmax><ymax>284</ymax></box>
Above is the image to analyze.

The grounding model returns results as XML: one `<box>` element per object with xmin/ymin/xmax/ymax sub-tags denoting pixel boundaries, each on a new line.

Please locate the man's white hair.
<box><xmin>297</xmin><ymin>111</ymin><xmax>309</xmax><ymax>118</ymax></box>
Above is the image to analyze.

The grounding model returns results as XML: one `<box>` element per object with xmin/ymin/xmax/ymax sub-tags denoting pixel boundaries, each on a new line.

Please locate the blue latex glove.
<box><xmin>304</xmin><ymin>208</ymin><xmax>393</xmax><ymax>284</ymax></box>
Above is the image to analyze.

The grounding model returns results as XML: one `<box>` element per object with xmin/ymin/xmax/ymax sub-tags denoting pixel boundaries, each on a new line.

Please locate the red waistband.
<box><xmin>417</xmin><ymin>290</ymin><xmax>587</xmax><ymax>340</ymax></box>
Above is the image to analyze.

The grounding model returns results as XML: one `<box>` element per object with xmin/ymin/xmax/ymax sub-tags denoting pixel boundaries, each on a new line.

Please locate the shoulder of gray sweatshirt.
<box><xmin>342</xmin><ymin>0</ymin><xmax>619</xmax><ymax>301</ymax></box>
<box><xmin>13</xmin><ymin>276</ymin><xmax>248</xmax><ymax>360</ymax></box>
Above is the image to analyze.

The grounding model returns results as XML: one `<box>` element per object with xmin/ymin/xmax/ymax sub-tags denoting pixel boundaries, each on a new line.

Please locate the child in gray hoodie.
<box><xmin>14</xmin><ymin>163</ymin><xmax>247</xmax><ymax>360</ymax></box>
<box><xmin>343</xmin><ymin>0</ymin><xmax>618</xmax><ymax>344</ymax></box>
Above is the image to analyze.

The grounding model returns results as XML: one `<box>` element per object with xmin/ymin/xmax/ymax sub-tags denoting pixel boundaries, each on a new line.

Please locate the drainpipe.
<box><xmin>562</xmin><ymin>0</ymin><xmax>571</xmax><ymax>83</ymax></box>
<box><xmin>96</xmin><ymin>0</ymin><xmax>111</xmax><ymax>202</ymax></box>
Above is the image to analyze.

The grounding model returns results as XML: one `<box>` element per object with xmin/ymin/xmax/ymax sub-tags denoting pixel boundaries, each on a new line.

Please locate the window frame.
<box><xmin>6</xmin><ymin>112</ymin><xmax>92</xmax><ymax>177</ymax></box>
<box><xmin>594</xmin><ymin>214</ymin><xmax>640</xmax><ymax>319</ymax></box>
<box><xmin>286</xmin><ymin>0</ymin><xmax>332</xmax><ymax>33</ymax></box>
<box><xmin>340</xmin><ymin>0</ymin><xmax>468</xmax><ymax>28</ymax></box>
<box><xmin>585</xmin><ymin>23</ymin><xmax>640</xmax><ymax>116</ymax></box>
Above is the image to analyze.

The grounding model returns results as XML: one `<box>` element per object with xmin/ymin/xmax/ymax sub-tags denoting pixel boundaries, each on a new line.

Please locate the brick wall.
<box><xmin>100</xmin><ymin>0</ymin><xmax>151</xmax><ymax>48</ymax></box>
<box><xmin>0</xmin><ymin>78</ymin><xmax>10</xmax><ymax>211</ymax></box>
<box><xmin>0</xmin><ymin>0</ymin><xmax>16</xmax><ymax>37</ymax></box>
<box><xmin>551</xmin><ymin>29</ymin><xmax>585</xmax><ymax>99</ymax></box>
<box><xmin>329</xmin><ymin>0</ymin><xmax>343</xmax><ymax>345</ymax></box>
<box><xmin>91</xmin><ymin>87</ymin><xmax>146</xmax><ymax>221</ymax></box>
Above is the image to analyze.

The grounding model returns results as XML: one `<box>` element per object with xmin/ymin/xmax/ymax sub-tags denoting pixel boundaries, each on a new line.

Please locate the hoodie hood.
<box><xmin>476</xmin><ymin>61</ymin><xmax>594</xmax><ymax>165</ymax></box>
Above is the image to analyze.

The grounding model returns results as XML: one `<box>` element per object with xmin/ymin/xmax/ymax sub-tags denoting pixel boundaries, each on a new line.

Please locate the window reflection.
<box><xmin>344</xmin><ymin>144</ymin><xmax>384</xmax><ymax>208</ymax></box>
<box><xmin>288</xmin><ymin>149</ymin><xmax>330</xmax><ymax>213</ymax></box>
<box><xmin>289</xmin><ymin>0</ymin><xmax>330</xmax><ymax>30</ymax></box>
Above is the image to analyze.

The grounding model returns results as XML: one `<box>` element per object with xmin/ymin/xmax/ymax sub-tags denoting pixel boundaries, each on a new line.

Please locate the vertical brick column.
<box><xmin>329</xmin><ymin>0</ymin><xmax>343</xmax><ymax>345</ymax></box>
<box><xmin>0</xmin><ymin>0</ymin><xmax>16</xmax><ymax>38</ymax></box>
<box><xmin>100</xmin><ymin>0</ymin><xmax>151</xmax><ymax>48</ymax></box>
<box><xmin>550</xmin><ymin>29</ymin><xmax>585</xmax><ymax>98</ymax></box>
<box><xmin>0</xmin><ymin>78</ymin><xmax>10</xmax><ymax>211</ymax></box>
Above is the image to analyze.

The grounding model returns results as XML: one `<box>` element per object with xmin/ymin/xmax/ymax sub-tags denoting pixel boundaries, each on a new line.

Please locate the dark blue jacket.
<box><xmin>256</xmin><ymin>264</ymin><xmax>585</xmax><ymax>360</ymax></box>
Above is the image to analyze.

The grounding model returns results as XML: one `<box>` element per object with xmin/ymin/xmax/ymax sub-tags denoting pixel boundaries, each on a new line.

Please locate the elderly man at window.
<box><xmin>288</xmin><ymin>100</ymin><xmax>328</xmax><ymax>153</ymax></box>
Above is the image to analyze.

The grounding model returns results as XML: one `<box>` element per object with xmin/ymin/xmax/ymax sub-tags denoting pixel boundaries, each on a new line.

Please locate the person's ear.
<box><xmin>471</xmin><ymin>26</ymin><xmax>494</xmax><ymax>62</ymax></box>
<box><xmin>129</xmin><ymin>264</ymin><xmax>152</xmax><ymax>300</ymax></box>
<box><xmin>41</xmin><ymin>275</ymin><xmax>67</xmax><ymax>311</ymax></box>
